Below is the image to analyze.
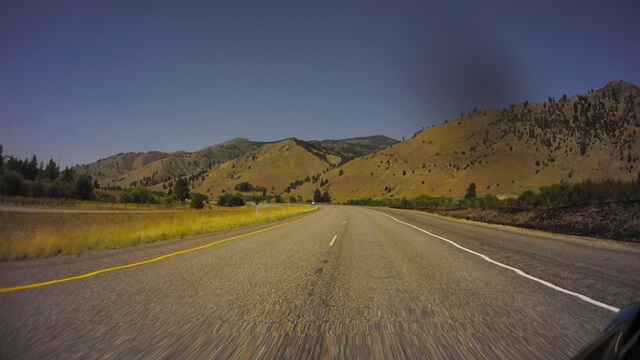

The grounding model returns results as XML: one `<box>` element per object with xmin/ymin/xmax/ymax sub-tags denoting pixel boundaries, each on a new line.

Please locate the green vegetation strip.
<box><xmin>0</xmin><ymin>205</ymin><xmax>316</xmax><ymax>260</ymax></box>
<box><xmin>347</xmin><ymin>177</ymin><xmax>640</xmax><ymax>210</ymax></box>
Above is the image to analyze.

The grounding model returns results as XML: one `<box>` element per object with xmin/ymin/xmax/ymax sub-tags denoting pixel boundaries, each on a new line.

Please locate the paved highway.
<box><xmin>1</xmin><ymin>205</ymin><xmax>639</xmax><ymax>359</ymax></box>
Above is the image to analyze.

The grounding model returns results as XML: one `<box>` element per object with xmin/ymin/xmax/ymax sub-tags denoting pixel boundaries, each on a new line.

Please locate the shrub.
<box><xmin>0</xmin><ymin>171</ymin><xmax>24</xmax><ymax>196</ymax></box>
<box><xmin>48</xmin><ymin>182</ymin><xmax>61</xmax><ymax>198</ymax></box>
<box><xmin>235</xmin><ymin>182</ymin><xmax>253</xmax><ymax>192</ymax></box>
<box><xmin>190</xmin><ymin>193</ymin><xmax>207</xmax><ymax>209</ymax></box>
<box><xmin>517</xmin><ymin>190</ymin><xmax>536</xmax><ymax>207</ymax></box>
<box><xmin>128</xmin><ymin>186</ymin><xmax>156</xmax><ymax>204</ymax></box>
<box><xmin>217</xmin><ymin>193</ymin><xmax>245</xmax><ymax>207</ymax></box>
<box><xmin>538</xmin><ymin>182</ymin><xmax>573</xmax><ymax>207</ymax></box>
<box><xmin>31</xmin><ymin>181</ymin><xmax>45</xmax><ymax>198</ymax></box>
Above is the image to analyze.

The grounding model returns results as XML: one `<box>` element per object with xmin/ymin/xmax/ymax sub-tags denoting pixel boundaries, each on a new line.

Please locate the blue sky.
<box><xmin>1</xmin><ymin>1</ymin><xmax>639</xmax><ymax>167</ymax></box>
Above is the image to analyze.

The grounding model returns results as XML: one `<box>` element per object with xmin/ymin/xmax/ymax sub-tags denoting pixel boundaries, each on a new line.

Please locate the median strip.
<box><xmin>0</xmin><ymin>212</ymin><xmax>317</xmax><ymax>294</ymax></box>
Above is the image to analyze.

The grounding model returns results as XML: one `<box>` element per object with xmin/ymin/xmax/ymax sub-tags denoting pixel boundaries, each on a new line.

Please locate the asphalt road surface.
<box><xmin>1</xmin><ymin>206</ymin><xmax>639</xmax><ymax>359</ymax></box>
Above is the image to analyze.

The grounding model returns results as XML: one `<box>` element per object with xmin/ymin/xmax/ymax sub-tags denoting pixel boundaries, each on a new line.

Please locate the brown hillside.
<box><xmin>291</xmin><ymin>81</ymin><xmax>640</xmax><ymax>202</ymax></box>
<box><xmin>78</xmin><ymin>136</ymin><xmax>396</xmax><ymax>194</ymax></box>
<box><xmin>191</xmin><ymin>139</ymin><xmax>333</xmax><ymax>198</ymax></box>
<box><xmin>77</xmin><ymin>138</ymin><xmax>263</xmax><ymax>188</ymax></box>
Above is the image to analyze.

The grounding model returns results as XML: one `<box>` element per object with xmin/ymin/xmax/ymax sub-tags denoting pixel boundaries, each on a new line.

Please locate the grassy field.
<box><xmin>0</xmin><ymin>205</ymin><xmax>316</xmax><ymax>260</ymax></box>
<box><xmin>0</xmin><ymin>196</ymin><xmax>191</xmax><ymax>211</ymax></box>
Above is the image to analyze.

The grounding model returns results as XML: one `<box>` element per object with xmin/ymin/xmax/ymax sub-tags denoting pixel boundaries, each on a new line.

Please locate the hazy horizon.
<box><xmin>2</xmin><ymin>1</ymin><xmax>639</xmax><ymax>167</ymax></box>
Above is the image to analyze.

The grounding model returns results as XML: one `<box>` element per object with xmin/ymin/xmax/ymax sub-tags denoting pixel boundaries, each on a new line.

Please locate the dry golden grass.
<box><xmin>0</xmin><ymin>196</ymin><xmax>190</xmax><ymax>211</ymax></box>
<box><xmin>0</xmin><ymin>205</ymin><xmax>316</xmax><ymax>260</ymax></box>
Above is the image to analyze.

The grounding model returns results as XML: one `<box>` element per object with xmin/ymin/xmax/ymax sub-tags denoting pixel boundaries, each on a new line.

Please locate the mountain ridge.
<box><xmin>78</xmin><ymin>80</ymin><xmax>639</xmax><ymax>203</ymax></box>
<box><xmin>77</xmin><ymin>136</ymin><xmax>398</xmax><ymax>189</ymax></box>
<box><xmin>288</xmin><ymin>80</ymin><xmax>640</xmax><ymax>201</ymax></box>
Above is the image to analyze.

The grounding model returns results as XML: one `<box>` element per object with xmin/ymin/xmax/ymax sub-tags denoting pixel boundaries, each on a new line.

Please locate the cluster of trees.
<box><xmin>0</xmin><ymin>148</ymin><xmax>214</xmax><ymax>208</ymax></box>
<box><xmin>348</xmin><ymin>176</ymin><xmax>640</xmax><ymax>210</ymax></box>
<box><xmin>234</xmin><ymin>182</ymin><xmax>267</xmax><ymax>193</ymax></box>
<box><xmin>346</xmin><ymin>194</ymin><xmax>454</xmax><ymax>209</ymax></box>
<box><xmin>120</xmin><ymin>186</ymin><xmax>160</xmax><ymax>204</ymax></box>
<box><xmin>216</xmin><ymin>193</ymin><xmax>246</xmax><ymax>207</ymax></box>
<box><xmin>284</xmin><ymin>179</ymin><xmax>306</xmax><ymax>193</ymax></box>
<box><xmin>129</xmin><ymin>170</ymin><xmax>171</xmax><ymax>188</ymax></box>
<box><xmin>0</xmin><ymin>150</ymin><xmax>97</xmax><ymax>200</ymax></box>
<box><xmin>517</xmin><ymin>177</ymin><xmax>640</xmax><ymax>208</ymax></box>
<box><xmin>119</xmin><ymin>177</ymin><xmax>194</xmax><ymax>205</ymax></box>
<box><xmin>283</xmin><ymin>173</ymin><xmax>327</xmax><ymax>193</ymax></box>
<box><xmin>313</xmin><ymin>189</ymin><xmax>331</xmax><ymax>203</ymax></box>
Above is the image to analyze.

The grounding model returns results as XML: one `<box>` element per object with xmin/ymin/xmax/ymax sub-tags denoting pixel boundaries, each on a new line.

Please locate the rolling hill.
<box><xmin>309</xmin><ymin>136</ymin><xmax>400</xmax><ymax>164</ymax></box>
<box><xmin>77</xmin><ymin>138</ymin><xmax>264</xmax><ymax>188</ymax></box>
<box><xmin>77</xmin><ymin>81</ymin><xmax>639</xmax><ymax>203</ymax></box>
<box><xmin>290</xmin><ymin>81</ymin><xmax>640</xmax><ymax>202</ymax></box>
<box><xmin>191</xmin><ymin>139</ymin><xmax>333</xmax><ymax>198</ymax></box>
<box><xmin>77</xmin><ymin>136</ymin><xmax>398</xmax><ymax>192</ymax></box>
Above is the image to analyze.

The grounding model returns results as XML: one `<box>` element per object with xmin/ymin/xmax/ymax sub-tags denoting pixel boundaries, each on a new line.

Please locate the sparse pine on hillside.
<box><xmin>465</xmin><ymin>183</ymin><xmax>477</xmax><ymax>199</ymax></box>
<box><xmin>288</xmin><ymin>81</ymin><xmax>640</xmax><ymax>201</ymax></box>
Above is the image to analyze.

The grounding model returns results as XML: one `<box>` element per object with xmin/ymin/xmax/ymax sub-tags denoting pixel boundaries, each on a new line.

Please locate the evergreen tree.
<box><xmin>313</xmin><ymin>189</ymin><xmax>322</xmax><ymax>203</ymax></box>
<box><xmin>61</xmin><ymin>167</ymin><xmax>76</xmax><ymax>183</ymax></box>
<box><xmin>174</xmin><ymin>177</ymin><xmax>190</xmax><ymax>201</ymax></box>
<box><xmin>28</xmin><ymin>155</ymin><xmax>38</xmax><ymax>180</ymax></box>
<box><xmin>75</xmin><ymin>174</ymin><xmax>94</xmax><ymax>200</ymax></box>
<box><xmin>464</xmin><ymin>182</ymin><xmax>477</xmax><ymax>199</ymax></box>
<box><xmin>44</xmin><ymin>159</ymin><xmax>59</xmax><ymax>180</ymax></box>
<box><xmin>321</xmin><ymin>190</ymin><xmax>331</xmax><ymax>203</ymax></box>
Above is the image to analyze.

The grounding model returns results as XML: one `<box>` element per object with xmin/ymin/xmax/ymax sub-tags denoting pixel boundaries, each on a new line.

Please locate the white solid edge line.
<box><xmin>329</xmin><ymin>235</ymin><xmax>337</xmax><ymax>246</ymax></box>
<box><xmin>375</xmin><ymin>211</ymin><xmax>620</xmax><ymax>313</ymax></box>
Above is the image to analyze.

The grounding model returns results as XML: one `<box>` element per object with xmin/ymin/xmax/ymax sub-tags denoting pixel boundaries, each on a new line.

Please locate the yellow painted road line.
<box><xmin>0</xmin><ymin>212</ymin><xmax>317</xmax><ymax>294</ymax></box>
